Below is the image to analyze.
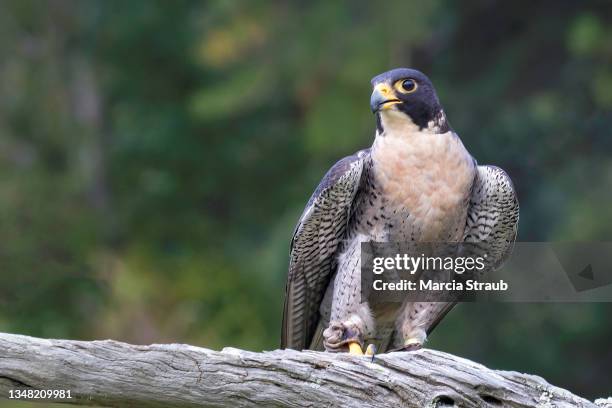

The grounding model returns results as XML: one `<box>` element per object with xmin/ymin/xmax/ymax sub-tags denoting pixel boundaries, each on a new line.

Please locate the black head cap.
<box><xmin>371</xmin><ymin>68</ymin><xmax>447</xmax><ymax>132</ymax></box>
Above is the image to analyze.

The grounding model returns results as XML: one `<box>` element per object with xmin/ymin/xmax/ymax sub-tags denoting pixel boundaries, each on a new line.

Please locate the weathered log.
<box><xmin>0</xmin><ymin>332</ymin><xmax>605</xmax><ymax>407</ymax></box>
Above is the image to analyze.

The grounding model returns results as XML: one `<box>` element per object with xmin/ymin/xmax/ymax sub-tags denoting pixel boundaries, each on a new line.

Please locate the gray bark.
<box><xmin>0</xmin><ymin>332</ymin><xmax>605</xmax><ymax>408</ymax></box>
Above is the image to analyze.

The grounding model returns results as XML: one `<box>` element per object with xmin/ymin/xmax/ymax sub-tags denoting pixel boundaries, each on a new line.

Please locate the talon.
<box><xmin>403</xmin><ymin>338</ymin><xmax>422</xmax><ymax>351</ymax></box>
<box><xmin>365</xmin><ymin>344</ymin><xmax>377</xmax><ymax>362</ymax></box>
<box><xmin>388</xmin><ymin>338</ymin><xmax>423</xmax><ymax>353</ymax></box>
<box><xmin>348</xmin><ymin>342</ymin><xmax>364</xmax><ymax>355</ymax></box>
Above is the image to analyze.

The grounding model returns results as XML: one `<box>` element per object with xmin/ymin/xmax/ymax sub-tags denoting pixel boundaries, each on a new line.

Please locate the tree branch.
<box><xmin>0</xmin><ymin>332</ymin><xmax>605</xmax><ymax>407</ymax></box>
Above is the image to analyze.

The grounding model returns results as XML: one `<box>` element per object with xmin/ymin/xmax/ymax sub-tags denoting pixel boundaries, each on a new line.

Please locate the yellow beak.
<box><xmin>370</xmin><ymin>83</ymin><xmax>400</xmax><ymax>113</ymax></box>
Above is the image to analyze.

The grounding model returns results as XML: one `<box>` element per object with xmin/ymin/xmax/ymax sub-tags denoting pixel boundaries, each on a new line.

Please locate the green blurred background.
<box><xmin>1</xmin><ymin>1</ymin><xmax>611</xmax><ymax>406</ymax></box>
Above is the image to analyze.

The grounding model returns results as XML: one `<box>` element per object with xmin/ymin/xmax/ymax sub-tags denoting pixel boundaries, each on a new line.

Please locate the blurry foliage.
<box><xmin>0</xmin><ymin>0</ymin><xmax>611</xmax><ymax>405</ymax></box>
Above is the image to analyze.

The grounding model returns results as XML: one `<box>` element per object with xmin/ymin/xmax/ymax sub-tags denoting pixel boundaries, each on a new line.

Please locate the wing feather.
<box><xmin>463</xmin><ymin>165</ymin><xmax>520</xmax><ymax>268</ymax></box>
<box><xmin>281</xmin><ymin>149</ymin><xmax>369</xmax><ymax>350</ymax></box>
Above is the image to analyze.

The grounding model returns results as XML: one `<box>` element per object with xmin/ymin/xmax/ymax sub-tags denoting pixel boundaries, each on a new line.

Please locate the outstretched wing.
<box><xmin>463</xmin><ymin>165</ymin><xmax>520</xmax><ymax>268</ymax></box>
<box><xmin>281</xmin><ymin>149</ymin><xmax>369</xmax><ymax>350</ymax></box>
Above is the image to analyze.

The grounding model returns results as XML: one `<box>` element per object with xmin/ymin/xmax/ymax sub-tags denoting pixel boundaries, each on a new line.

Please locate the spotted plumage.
<box><xmin>281</xmin><ymin>68</ymin><xmax>519</xmax><ymax>353</ymax></box>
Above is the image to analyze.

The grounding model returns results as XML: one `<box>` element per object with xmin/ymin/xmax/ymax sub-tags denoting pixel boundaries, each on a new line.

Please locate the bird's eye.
<box><xmin>395</xmin><ymin>79</ymin><xmax>417</xmax><ymax>94</ymax></box>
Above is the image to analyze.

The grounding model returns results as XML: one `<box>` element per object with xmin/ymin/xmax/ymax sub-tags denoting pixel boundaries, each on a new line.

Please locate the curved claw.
<box><xmin>388</xmin><ymin>339</ymin><xmax>423</xmax><ymax>353</ymax></box>
<box><xmin>365</xmin><ymin>344</ymin><xmax>377</xmax><ymax>362</ymax></box>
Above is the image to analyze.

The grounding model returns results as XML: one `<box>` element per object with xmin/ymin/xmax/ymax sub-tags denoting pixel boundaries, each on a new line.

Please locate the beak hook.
<box><xmin>370</xmin><ymin>84</ymin><xmax>398</xmax><ymax>113</ymax></box>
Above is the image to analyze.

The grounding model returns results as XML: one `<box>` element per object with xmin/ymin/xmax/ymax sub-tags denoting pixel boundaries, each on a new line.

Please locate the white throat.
<box><xmin>376</xmin><ymin>109</ymin><xmax>448</xmax><ymax>138</ymax></box>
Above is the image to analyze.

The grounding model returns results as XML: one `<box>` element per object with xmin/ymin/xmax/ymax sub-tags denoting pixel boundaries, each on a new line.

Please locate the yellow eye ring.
<box><xmin>394</xmin><ymin>78</ymin><xmax>418</xmax><ymax>94</ymax></box>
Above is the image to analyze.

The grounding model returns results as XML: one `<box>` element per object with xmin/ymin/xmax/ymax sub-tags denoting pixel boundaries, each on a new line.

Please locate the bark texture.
<box><xmin>0</xmin><ymin>332</ymin><xmax>605</xmax><ymax>407</ymax></box>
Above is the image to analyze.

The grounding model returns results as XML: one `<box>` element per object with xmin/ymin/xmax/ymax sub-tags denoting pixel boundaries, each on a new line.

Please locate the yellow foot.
<box><xmin>404</xmin><ymin>338</ymin><xmax>422</xmax><ymax>348</ymax></box>
<box><xmin>348</xmin><ymin>342</ymin><xmax>364</xmax><ymax>355</ymax></box>
<box><xmin>400</xmin><ymin>338</ymin><xmax>422</xmax><ymax>351</ymax></box>
<box><xmin>365</xmin><ymin>344</ymin><xmax>377</xmax><ymax>362</ymax></box>
<box><xmin>365</xmin><ymin>344</ymin><xmax>376</xmax><ymax>356</ymax></box>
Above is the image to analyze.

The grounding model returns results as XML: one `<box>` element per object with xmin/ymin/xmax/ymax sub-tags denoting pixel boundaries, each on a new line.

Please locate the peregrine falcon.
<box><xmin>281</xmin><ymin>68</ymin><xmax>519</xmax><ymax>355</ymax></box>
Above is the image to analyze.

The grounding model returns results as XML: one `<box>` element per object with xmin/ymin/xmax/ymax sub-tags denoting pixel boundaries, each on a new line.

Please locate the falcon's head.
<box><xmin>370</xmin><ymin>68</ymin><xmax>448</xmax><ymax>134</ymax></box>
